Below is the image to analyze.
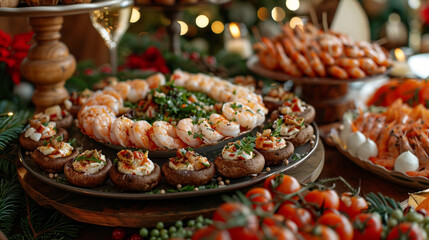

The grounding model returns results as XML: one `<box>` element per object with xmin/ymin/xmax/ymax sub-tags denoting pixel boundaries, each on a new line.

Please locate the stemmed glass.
<box><xmin>90</xmin><ymin>0</ymin><xmax>133</xmax><ymax>75</ymax></box>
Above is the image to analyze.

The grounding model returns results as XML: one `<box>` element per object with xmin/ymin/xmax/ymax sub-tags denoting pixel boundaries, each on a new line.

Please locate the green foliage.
<box><xmin>0</xmin><ymin>110</ymin><xmax>32</xmax><ymax>151</ymax></box>
<box><xmin>366</xmin><ymin>192</ymin><xmax>402</xmax><ymax>224</ymax></box>
<box><xmin>9</xmin><ymin>197</ymin><xmax>81</xmax><ymax>240</ymax></box>
<box><xmin>0</xmin><ymin>178</ymin><xmax>22</xmax><ymax>235</ymax></box>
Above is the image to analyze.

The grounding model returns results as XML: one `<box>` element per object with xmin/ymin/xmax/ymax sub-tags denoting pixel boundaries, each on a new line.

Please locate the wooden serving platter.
<box><xmin>17</xmin><ymin>141</ymin><xmax>325</xmax><ymax>228</ymax></box>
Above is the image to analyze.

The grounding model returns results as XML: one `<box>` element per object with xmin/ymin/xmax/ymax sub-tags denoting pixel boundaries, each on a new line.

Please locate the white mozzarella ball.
<box><xmin>356</xmin><ymin>138</ymin><xmax>378</xmax><ymax>161</ymax></box>
<box><xmin>346</xmin><ymin>131</ymin><xmax>366</xmax><ymax>157</ymax></box>
<box><xmin>394</xmin><ymin>151</ymin><xmax>419</xmax><ymax>173</ymax></box>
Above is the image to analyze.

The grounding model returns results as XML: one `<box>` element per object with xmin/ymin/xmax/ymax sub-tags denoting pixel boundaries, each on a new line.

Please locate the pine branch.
<box><xmin>12</xmin><ymin>196</ymin><xmax>82</xmax><ymax>240</ymax></box>
<box><xmin>0</xmin><ymin>145</ymin><xmax>18</xmax><ymax>179</ymax></box>
<box><xmin>0</xmin><ymin>110</ymin><xmax>32</xmax><ymax>151</ymax></box>
<box><xmin>0</xmin><ymin>177</ymin><xmax>23</xmax><ymax>236</ymax></box>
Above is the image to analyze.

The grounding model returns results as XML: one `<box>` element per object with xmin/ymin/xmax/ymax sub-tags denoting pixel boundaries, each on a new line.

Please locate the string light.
<box><xmin>196</xmin><ymin>15</ymin><xmax>209</xmax><ymax>28</ymax></box>
<box><xmin>286</xmin><ymin>0</ymin><xmax>300</xmax><ymax>11</ymax></box>
<box><xmin>177</xmin><ymin>21</ymin><xmax>188</xmax><ymax>35</ymax></box>
<box><xmin>211</xmin><ymin>21</ymin><xmax>224</xmax><ymax>34</ymax></box>
<box><xmin>130</xmin><ymin>8</ymin><xmax>140</xmax><ymax>23</ymax></box>
<box><xmin>0</xmin><ymin>112</ymin><xmax>13</xmax><ymax>117</ymax></box>
<box><xmin>257</xmin><ymin>7</ymin><xmax>269</xmax><ymax>21</ymax></box>
<box><xmin>272</xmin><ymin>7</ymin><xmax>286</xmax><ymax>22</ymax></box>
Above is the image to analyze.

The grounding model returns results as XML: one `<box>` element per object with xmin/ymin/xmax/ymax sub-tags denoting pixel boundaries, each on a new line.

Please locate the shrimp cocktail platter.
<box><xmin>18</xmin><ymin>70</ymin><xmax>320</xmax><ymax>199</ymax></box>
<box><xmin>330</xmin><ymin>97</ymin><xmax>429</xmax><ymax>189</ymax></box>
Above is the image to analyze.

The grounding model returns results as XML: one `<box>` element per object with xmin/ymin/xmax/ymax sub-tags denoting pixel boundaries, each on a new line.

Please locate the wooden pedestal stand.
<box><xmin>247</xmin><ymin>56</ymin><xmax>388</xmax><ymax>123</ymax></box>
<box><xmin>135</xmin><ymin>0</ymin><xmax>230</xmax><ymax>56</ymax></box>
<box><xmin>0</xmin><ymin>0</ymin><xmax>120</xmax><ymax>112</ymax></box>
<box><xmin>22</xmin><ymin>16</ymin><xmax>75</xmax><ymax>112</ymax></box>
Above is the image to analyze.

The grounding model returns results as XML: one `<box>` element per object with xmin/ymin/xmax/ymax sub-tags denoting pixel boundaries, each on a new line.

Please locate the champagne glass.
<box><xmin>90</xmin><ymin>0</ymin><xmax>133</xmax><ymax>75</ymax></box>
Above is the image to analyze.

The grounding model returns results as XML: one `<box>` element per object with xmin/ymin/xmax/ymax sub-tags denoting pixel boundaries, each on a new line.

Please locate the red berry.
<box><xmin>205</xmin><ymin>56</ymin><xmax>216</xmax><ymax>66</ymax></box>
<box><xmin>112</xmin><ymin>228</ymin><xmax>126</xmax><ymax>240</ymax></box>
<box><xmin>128</xmin><ymin>234</ymin><xmax>143</xmax><ymax>240</ymax></box>
<box><xmin>189</xmin><ymin>52</ymin><xmax>200</xmax><ymax>61</ymax></box>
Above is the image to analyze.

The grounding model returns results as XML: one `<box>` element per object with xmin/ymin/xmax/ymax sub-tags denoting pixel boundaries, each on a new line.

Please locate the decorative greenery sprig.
<box><xmin>234</xmin><ymin>137</ymin><xmax>256</xmax><ymax>155</ymax></box>
<box><xmin>0</xmin><ymin>110</ymin><xmax>31</xmax><ymax>151</ymax></box>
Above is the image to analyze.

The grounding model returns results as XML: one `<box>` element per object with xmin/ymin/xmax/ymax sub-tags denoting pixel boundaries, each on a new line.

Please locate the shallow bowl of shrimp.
<box><xmin>329</xmin><ymin>100</ymin><xmax>429</xmax><ymax>189</ymax></box>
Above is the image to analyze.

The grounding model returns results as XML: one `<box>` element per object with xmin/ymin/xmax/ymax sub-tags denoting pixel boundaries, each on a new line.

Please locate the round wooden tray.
<box><xmin>17</xmin><ymin>140</ymin><xmax>324</xmax><ymax>228</ymax></box>
<box><xmin>19</xmin><ymin>123</ymin><xmax>319</xmax><ymax>200</ymax></box>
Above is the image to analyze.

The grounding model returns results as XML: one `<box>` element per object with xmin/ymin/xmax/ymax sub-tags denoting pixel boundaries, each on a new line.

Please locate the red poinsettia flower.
<box><xmin>123</xmin><ymin>46</ymin><xmax>170</xmax><ymax>74</ymax></box>
<box><xmin>0</xmin><ymin>29</ymin><xmax>34</xmax><ymax>85</ymax></box>
<box><xmin>421</xmin><ymin>3</ymin><xmax>429</xmax><ymax>25</ymax></box>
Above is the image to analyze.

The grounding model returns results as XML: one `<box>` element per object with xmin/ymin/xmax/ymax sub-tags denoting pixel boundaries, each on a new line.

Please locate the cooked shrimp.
<box><xmin>281</xmin><ymin>39</ymin><xmax>297</xmax><ymax>56</ymax></box>
<box><xmin>327</xmin><ymin>66</ymin><xmax>348</xmax><ymax>79</ymax></box>
<box><xmin>370</xmin><ymin>156</ymin><xmax>395</xmax><ymax>170</ymax></box>
<box><xmin>93</xmin><ymin>113</ymin><xmax>115</xmax><ymax>143</ymax></box>
<box><xmin>197</xmin><ymin>118</ymin><xmax>224</xmax><ymax>143</ymax></box>
<box><xmin>110</xmin><ymin>116</ymin><xmax>134</xmax><ymax>147</ymax></box>
<box><xmin>151</xmin><ymin>121</ymin><xmax>187</xmax><ymax>149</ymax></box>
<box><xmin>176</xmin><ymin>118</ymin><xmax>203</xmax><ymax>147</ymax></box>
<box><xmin>111</xmin><ymin>81</ymin><xmax>130</xmax><ymax>100</ymax></box>
<box><xmin>222</xmin><ymin>102</ymin><xmax>258</xmax><ymax>129</ymax></box>
<box><xmin>255</xmin><ymin>38</ymin><xmax>278</xmax><ymax>70</ymax></box>
<box><xmin>101</xmin><ymin>89</ymin><xmax>123</xmax><ymax>106</ymax></box>
<box><xmin>209</xmin><ymin>113</ymin><xmax>240</xmax><ymax>137</ymax></box>
<box><xmin>199</xmin><ymin>77</ymin><xmax>215</xmax><ymax>94</ymax></box>
<box><xmin>170</xmin><ymin>69</ymin><xmax>189</xmax><ymax>86</ymax></box>
<box><xmin>291</xmin><ymin>52</ymin><xmax>316</xmax><ymax>77</ymax></box>
<box><xmin>185</xmin><ymin>75</ymin><xmax>203</xmax><ymax>92</ymax></box>
<box><xmin>306</xmin><ymin>48</ymin><xmax>326</xmax><ymax>77</ymax></box>
<box><xmin>358</xmin><ymin>58</ymin><xmax>377</xmax><ymax>74</ymax></box>
<box><xmin>347</xmin><ymin>67</ymin><xmax>366</xmax><ymax>78</ymax></box>
<box><xmin>336</xmin><ymin>58</ymin><xmax>360</xmax><ymax>68</ymax></box>
<box><xmin>78</xmin><ymin>105</ymin><xmax>115</xmax><ymax>136</ymax></box>
<box><xmin>130</xmin><ymin>120</ymin><xmax>158</xmax><ymax>150</ymax></box>
<box><xmin>275</xmin><ymin>42</ymin><xmax>302</xmax><ymax>77</ymax></box>
<box><xmin>127</xmin><ymin>79</ymin><xmax>149</xmax><ymax>102</ymax></box>
<box><xmin>84</xmin><ymin>93</ymin><xmax>120</xmax><ymax>114</ymax></box>
<box><xmin>320</xmin><ymin>51</ymin><xmax>335</xmax><ymax>66</ymax></box>
<box><xmin>146</xmin><ymin>73</ymin><xmax>166</xmax><ymax>89</ymax></box>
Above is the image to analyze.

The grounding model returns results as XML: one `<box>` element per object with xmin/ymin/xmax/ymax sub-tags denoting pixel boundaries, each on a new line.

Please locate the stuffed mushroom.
<box><xmin>32</xmin><ymin>104</ymin><xmax>74</xmax><ymax>129</ymax></box>
<box><xmin>162</xmin><ymin>148</ymin><xmax>215</xmax><ymax>186</ymax></box>
<box><xmin>32</xmin><ymin>137</ymin><xmax>78</xmax><ymax>172</ymax></box>
<box><xmin>273</xmin><ymin>115</ymin><xmax>314</xmax><ymax>147</ymax></box>
<box><xmin>269</xmin><ymin>96</ymin><xmax>315</xmax><ymax>124</ymax></box>
<box><xmin>20</xmin><ymin>119</ymin><xmax>68</xmax><ymax>151</ymax></box>
<box><xmin>255</xmin><ymin>129</ymin><xmax>294</xmax><ymax>165</ymax></box>
<box><xmin>215</xmin><ymin>137</ymin><xmax>265</xmax><ymax>178</ymax></box>
<box><xmin>64</xmin><ymin>149</ymin><xmax>111</xmax><ymax>187</ymax></box>
<box><xmin>109</xmin><ymin>150</ymin><xmax>161</xmax><ymax>192</ymax></box>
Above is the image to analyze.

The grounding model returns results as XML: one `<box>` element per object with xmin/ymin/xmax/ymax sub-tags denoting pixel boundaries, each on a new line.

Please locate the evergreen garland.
<box><xmin>0</xmin><ymin>100</ymin><xmax>82</xmax><ymax>239</ymax></box>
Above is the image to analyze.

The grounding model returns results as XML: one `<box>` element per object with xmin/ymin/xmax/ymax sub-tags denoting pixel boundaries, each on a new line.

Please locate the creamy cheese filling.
<box><xmin>73</xmin><ymin>154</ymin><xmax>106</xmax><ymax>174</ymax></box>
<box><xmin>279</xmin><ymin>124</ymin><xmax>303</xmax><ymax>138</ymax></box>
<box><xmin>37</xmin><ymin>142</ymin><xmax>73</xmax><ymax>158</ymax></box>
<box><xmin>24</xmin><ymin>122</ymin><xmax>56</xmax><ymax>141</ymax></box>
<box><xmin>118</xmin><ymin>160</ymin><xmax>155</xmax><ymax>175</ymax></box>
<box><xmin>256</xmin><ymin>137</ymin><xmax>286</xmax><ymax>151</ymax></box>
<box><xmin>222</xmin><ymin>146</ymin><xmax>254</xmax><ymax>161</ymax></box>
<box><xmin>168</xmin><ymin>149</ymin><xmax>210</xmax><ymax>171</ymax></box>
<box><xmin>168</xmin><ymin>161</ymin><xmax>195</xmax><ymax>171</ymax></box>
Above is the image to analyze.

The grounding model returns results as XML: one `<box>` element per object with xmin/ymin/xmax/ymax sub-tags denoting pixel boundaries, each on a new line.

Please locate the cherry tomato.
<box><xmin>352</xmin><ymin>213</ymin><xmax>382</xmax><ymax>240</ymax></box>
<box><xmin>245</xmin><ymin>187</ymin><xmax>274</xmax><ymax>212</ymax></box>
<box><xmin>304</xmin><ymin>189</ymin><xmax>340</xmax><ymax>210</ymax></box>
<box><xmin>262</xmin><ymin>225</ymin><xmax>297</xmax><ymax>240</ymax></box>
<box><xmin>192</xmin><ymin>226</ymin><xmax>231</xmax><ymax>240</ymax></box>
<box><xmin>317</xmin><ymin>212</ymin><xmax>353</xmax><ymax>240</ymax></box>
<box><xmin>300</xmin><ymin>225</ymin><xmax>339</xmax><ymax>240</ymax></box>
<box><xmin>262</xmin><ymin>214</ymin><xmax>285</xmax><ymax>227</ymax></box>
<box><xmin>386</xmin><ymin>222</ymin><xmax>424</xmax><ymax>240</ymax></box>
<box><xmin>339</xmin><ymin>192</ymin><xmax>368</xmax><ymax>219</ymax></box>
<box><xmin>212</xmin><ymin>202</ymin><xmax>259</xmax><ymax>240</ymax></box>
<box><xmin>263</xmin><ymin>173</ymin><xmax>301</xmax><ymax>197</ymax></box>
<box><xmin>277</xmin><ymin>203</ymin><xmax>314</xmax><ymax>228</ymax></box>
<box><xmin>111</xmin><ymin>228</ymin><xmax>126</xmax><ymax>240</ymax></box>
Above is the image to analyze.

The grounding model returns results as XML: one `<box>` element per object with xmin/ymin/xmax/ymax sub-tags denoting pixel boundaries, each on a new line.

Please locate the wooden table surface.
<box><xmin>76</xmin><ymin>141</ymin><xmax>414</xmax><ymax>239</ymax></box>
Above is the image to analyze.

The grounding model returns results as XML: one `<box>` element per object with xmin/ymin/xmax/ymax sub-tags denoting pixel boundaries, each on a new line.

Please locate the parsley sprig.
<box><xmin>75</xmin><ymin>155</ymin><xmax>102</xmax><ymax>163</ymax></box>
<box><xmin>272</xmin><ymin>118</ymin><xmax>283</xmax><ymax>137</ymax></box>
<box><xmin>233</xmin><ymin>137</ymin><xmax>256</xmax><ymax>155</ymax></box>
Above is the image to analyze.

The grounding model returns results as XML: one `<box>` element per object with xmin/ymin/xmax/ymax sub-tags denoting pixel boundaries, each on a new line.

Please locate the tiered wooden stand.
<box><xmin>247</xmin><ymin>56</ymin><xmax>389</xmax><ymax>123</ymax></box>
<box><xmin>0</xmin><ymin>0</ymin><xmax>119</xmax><ymax>112</ymax></box>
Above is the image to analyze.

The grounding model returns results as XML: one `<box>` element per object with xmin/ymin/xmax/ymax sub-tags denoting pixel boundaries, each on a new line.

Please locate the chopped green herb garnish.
<box><xmin>75</xmin><ymin>155</ymin><xmax>102</xmax><ymax>163</ymax></box>
<box><xmin>234</xmin><ymin>137</ymin><xmax>256</xmax><ymax>155</ymax></box>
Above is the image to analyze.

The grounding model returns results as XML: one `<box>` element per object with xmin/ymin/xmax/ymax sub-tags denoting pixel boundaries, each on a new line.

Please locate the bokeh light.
<box><xmin>130</xmin><ymin>8</ymin><xmax>140</xmax><ymax>23</ymax></box>
<box><xmin>272</xmin><ymin>7</ymin><xmax>286</xmax><ymax>22</ymax></box>
<box><xmin>211</xmin><ymin>21</ymin><xmax>224</xmax><ymax>34</ymax></box>
<box><xmin>286</xmin><ymin>0</ymin><xmax>300</xmax><ymax>11</ymax></box>
<box><xmin>257</xmin><ymin>7</ymin><xmax>269</xmax><ymax>21</ymax></box>
<box><xmin>196</xmin><ymin>15</ymin><xmax>209</xmax><ymax>28</ymax></box>
<box><xmin>178</xmin><ymin>21</ymin><xmax>188</xmax><ymax>35</ymax></box>
<box><xmin>290</xmin><ymin>17</ymin><xmax>303</xmax><ymax>29</ymax></box>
